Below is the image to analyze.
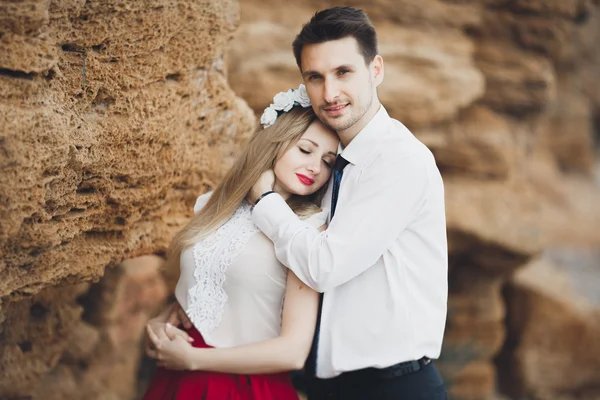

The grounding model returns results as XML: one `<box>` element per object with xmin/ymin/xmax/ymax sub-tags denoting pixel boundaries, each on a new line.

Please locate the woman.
<box><xmin>142</xmin><ymin>85</ymin><xmax>338</xmax><ymax>400</ymax></box>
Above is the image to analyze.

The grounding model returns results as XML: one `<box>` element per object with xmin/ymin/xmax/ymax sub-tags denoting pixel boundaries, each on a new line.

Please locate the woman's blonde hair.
<box><xmin>165</xmin><ymin>106</ymin><xmax>331</xmax><ymax>272</ymax></box>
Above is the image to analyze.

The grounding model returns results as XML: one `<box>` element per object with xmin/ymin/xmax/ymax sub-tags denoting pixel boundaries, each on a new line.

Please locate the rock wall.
<box><xmin>0</xmin><ymin>255</ymin><xmax>167</xmax><ymax>399</ymax></box>
<box><xmin>0</xmin><ymin>0</ymin><xmax>254</xmax><ymax>398</ymax></box>
<box><xmin>1</xmin><ymin>0</ymin><xmax>600</xmax><ymax>399</ymax></box>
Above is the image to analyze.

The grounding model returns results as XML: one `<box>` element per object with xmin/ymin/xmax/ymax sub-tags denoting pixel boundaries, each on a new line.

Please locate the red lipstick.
<box><xmin>296</xmin><ymin>173</ymin><xmax>315</xmax><ymax>186</ymax></box>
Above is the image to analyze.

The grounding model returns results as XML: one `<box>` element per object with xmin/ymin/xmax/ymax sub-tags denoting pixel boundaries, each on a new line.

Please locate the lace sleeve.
<box><xmin>193</xmin><ymin>191</ymin><xmax>213</xmax><ymax>214</ymax></box>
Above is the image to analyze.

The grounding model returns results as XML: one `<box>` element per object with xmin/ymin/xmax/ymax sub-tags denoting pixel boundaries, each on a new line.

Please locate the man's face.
<box><xmin>300</xmin><ymin>37</ymin><xmax>383</xmax><ymax>134</ymax></box>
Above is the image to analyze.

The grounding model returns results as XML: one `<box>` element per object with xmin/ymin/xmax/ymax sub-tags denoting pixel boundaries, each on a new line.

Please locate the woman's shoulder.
<box><xmin>193</xmin><ymin>191</ymin><xmax>213</xmax><ymax>214</ymax></box>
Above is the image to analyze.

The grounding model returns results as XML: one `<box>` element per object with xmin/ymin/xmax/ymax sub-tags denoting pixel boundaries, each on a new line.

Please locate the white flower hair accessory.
<box><xmin>260</xmin><ymin>106</ymin><xmax>278</xmax><ymax>128</ymax></box>
<box><xmin>260</xmin><ymin>84</ymin><xmax>312</xmax><ymax>128</ymax></box>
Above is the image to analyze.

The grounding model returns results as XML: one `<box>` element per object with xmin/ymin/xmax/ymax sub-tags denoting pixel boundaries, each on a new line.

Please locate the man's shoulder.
<box><xmin>379</xmin><ymin>119</ymin><xmax>435</xmax><ymax>165</ymax></box>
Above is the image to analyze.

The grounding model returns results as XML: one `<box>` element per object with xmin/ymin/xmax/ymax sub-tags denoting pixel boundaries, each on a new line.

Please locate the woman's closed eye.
<box><xmin>299</xmin><ymin>147</ymin><xmax>311</xmax><ymax>154</ymax></box>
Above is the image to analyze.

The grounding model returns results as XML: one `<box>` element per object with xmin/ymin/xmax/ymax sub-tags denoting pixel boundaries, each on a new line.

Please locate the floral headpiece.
<box><xmin>260</xmin><ymin>84</ymin><xmax>312</xmax><ymax>128</ymax></box>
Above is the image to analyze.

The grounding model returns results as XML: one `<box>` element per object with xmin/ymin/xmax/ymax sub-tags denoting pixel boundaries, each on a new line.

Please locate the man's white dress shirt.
<box><xmin>252</xmin><ymin>106</ymin><xmax>448</xmax><ymax>379</ymax></box>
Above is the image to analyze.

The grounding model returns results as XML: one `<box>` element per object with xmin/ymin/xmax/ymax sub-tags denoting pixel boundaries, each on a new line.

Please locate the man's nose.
<box><xmin>323</xmin><ymin>79</ymin><xmax>340</xmax><ymax>104</ymax></box>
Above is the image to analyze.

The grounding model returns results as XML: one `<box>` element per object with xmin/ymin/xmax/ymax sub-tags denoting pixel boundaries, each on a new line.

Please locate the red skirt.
<box><xmin>142</xmin><ymin>326</ymin><xmax>299</xmax><ymax>400</ymax></box>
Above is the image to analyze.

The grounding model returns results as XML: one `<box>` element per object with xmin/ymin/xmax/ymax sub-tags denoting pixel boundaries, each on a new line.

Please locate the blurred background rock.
<box><xmin>1</xmin><ymin>0</ymin><xmax>599</xmax><ymax>399</ymax></box>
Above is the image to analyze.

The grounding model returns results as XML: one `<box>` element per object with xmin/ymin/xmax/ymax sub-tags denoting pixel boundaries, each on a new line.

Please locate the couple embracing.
<box><xmin>143</xmin><ymin>6</ymin><xmax>448</xmax><ymax>400</ymax></box>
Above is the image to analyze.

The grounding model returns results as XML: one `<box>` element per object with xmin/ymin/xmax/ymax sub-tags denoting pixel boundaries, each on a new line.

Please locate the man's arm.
<box><xmin>252</xmin><ymin>154</ymin><xmax>431</xmax><ymax>292</ymax></box>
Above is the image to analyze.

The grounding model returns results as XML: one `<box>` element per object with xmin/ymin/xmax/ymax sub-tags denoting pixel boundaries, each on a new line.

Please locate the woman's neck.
<box><xmin>246</xmin><ymin>183</ymin><xmax>290</xmax><ymax>205</ymax></box>
<box><xmin>272</xmin><ymin>181</ymin><xmax>291</xmax><ymax>201</ymax></box>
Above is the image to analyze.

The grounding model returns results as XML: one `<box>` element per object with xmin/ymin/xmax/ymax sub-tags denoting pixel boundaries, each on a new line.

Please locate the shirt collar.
<box><xmin>339</xmin><ymin>106</ymin><xmax>390</xmax><ymax>166</ymax></box>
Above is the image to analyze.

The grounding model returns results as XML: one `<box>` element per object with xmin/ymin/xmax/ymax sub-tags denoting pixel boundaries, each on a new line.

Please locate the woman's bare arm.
<box><xmin>149</xmin><ymin>269</ymin><xmax>320</xmax><ymax>374</ymax></box>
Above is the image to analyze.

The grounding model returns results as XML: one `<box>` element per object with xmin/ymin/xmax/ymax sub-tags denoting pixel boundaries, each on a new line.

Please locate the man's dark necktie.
<box><xmin>304</xmin><ymin>154</ymin><xmax>349</xmax><ymax>376</ymax></box>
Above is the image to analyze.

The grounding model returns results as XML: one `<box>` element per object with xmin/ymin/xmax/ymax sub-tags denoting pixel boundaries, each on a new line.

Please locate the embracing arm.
<box><xmin>251</xmin><ymin>155</ymin><xmax>431</xmax><ymax>292</ymax></box>
<box><xmin>149</xmin><ymin>267</ymin><xmax>320</xmax><ymax>374</ymax></box>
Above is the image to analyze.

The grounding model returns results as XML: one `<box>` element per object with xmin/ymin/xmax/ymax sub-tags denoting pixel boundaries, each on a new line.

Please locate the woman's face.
<box><xmin>273</xmin><ymin>120</ymin><xmax>338</xmax><ymax>198</ymax></box>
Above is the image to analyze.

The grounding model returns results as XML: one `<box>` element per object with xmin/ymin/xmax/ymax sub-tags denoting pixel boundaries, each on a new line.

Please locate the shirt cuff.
<box><xmin>251</xmin><ymin>193</ymin><xmax>298</xmax><ymax>240</ymax></box>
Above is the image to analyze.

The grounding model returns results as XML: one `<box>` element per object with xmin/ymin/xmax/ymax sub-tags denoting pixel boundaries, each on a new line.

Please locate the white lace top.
<box><xmin>175</xmin><ymin>192</ymin><xmax>327</xmax><ymax>348</ymax></box>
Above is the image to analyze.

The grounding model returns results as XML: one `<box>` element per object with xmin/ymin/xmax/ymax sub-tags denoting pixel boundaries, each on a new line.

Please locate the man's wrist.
<box><xmin>253</xmin><ymin>190</ymin><xmax>276</xmax><ymax>206</ymax></box>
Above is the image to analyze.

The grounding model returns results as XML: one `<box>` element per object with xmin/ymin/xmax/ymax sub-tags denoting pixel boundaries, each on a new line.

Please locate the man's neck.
<box><xmin>337</xmin><ymin>101</ymin><xmax>381</xmax><ymax>147</ymax></box>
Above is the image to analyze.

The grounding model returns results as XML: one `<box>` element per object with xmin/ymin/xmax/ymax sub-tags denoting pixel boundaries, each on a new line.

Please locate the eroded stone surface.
<box><xmin>499</xmin><ymin>281</ymin><xmax>600</xmax><ymax>400</ymax></box>
<box><xmin>1</xmin><ymin>0</ymin><xmax>253</xmax><ymax>398</ymax></box>
<box><xmin>0</xmin><ymin>0</ymin><xmax>255</xmax><ymax>302</ymax></box>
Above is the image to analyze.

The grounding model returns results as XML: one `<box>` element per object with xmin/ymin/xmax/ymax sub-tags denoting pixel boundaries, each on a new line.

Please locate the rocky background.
<box><xmin>0</xmin><ymin>0</ymin><xmax>255</xmax><ymax>398</ymax></box>
<box><xmin>1</xmin><ymin>1</ymin><xmax>599</xmax><ymax>400</ymax></box>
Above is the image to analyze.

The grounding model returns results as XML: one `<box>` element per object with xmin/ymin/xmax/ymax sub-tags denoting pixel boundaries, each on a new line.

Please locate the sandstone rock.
<box><xmin>0</xmin><ymin>0</ymin><xmax>48</xmax><ymax>36</ymax></box>
<box><xmin>542</xmin><ymin>248</ymin><xmax>600</xmax><ymax>309</ymax></box>
<box><xmin>530</xmin><ymin>154</ymin><xmax>600</xmax><ymax>247</ymax></box>
<box><xmin>514</xmin><ymin>254</ymin><xmax>600</xmax><ymax>314</ymax></box>
<box><xmin>440</xmin><ymin>266</ymin><xmax>506</xmax><ymax>400</ymax></box>
<box><xmin>416</xmin><ymin>107</ymin><xmax>518</xmax><ymax>180</ymax></box>
<box><xmin>30</xmin><ymin>364</ymin><xmax>79</xmax><ymax>400</ymax></box>
<box><xmin>0</xmin><ymin>284</ymin><xmax>83</xmax><ymax>397</ymax></box>
<box><xmin>477</xmin><ymin>1</ymin><xmax>600</xmax><ymax>113</ymax></box>
<box><xmin>445</xmin><ymin>179</ymin><xmax>543</xmax><ymax>272</ymax></box>
<box><xmin>73</xmin><ymin>255</ymin><xmax>167</xmax><ymax>400</ymax></box>
<box><xmin>1</xmin><ymin>0</ymin><xmax>253</xmax><ymax>398</ymax></box>
<box><xmin>0</xmin><ymin>32</ymin><xmax>59</xmax><ymax>74</ymax></box>
<box><xmin>447</xmin><ymin>361</ymin><xmax>497</xmax><ymax>400</ymax></box>
<box><xmin>83</xmin><ymin>255</ymin><xmax>167</xmax><ymax>346</ymax></box>
<box><xmin>62</xmin><ymin>320</ymin><xmax>101</xmax><ymax>362</ymax></box>
<box><xmin>505</xmin><ymin>0</ymin><xmax>584</xmax><ymax>19</ymax></box>
<box><xmin>0</xmin><ymin>255</ymin><xmax>168</xmax><ymax>399</ymax></box>
<box><xmin>342</xmin><ymin>0</ymin><xmax>483</xmax><ymax>30</ymax></box>
<box><xmin>536</xmin><ymin>78</ymin><xmax>596</xmax><ymax>174</ymax></box>
<box><xmin>474</xmin><ymin>3</ymin><xmax>595</xmax><ymax>61</ymax></box>
<box><xmin>376</xmin><ymin>24</ymin><xmax>485</xmax><ymax>127</ymax></box>
<box><xmin>499</xmin><ymin>280</ymin><xmax>600</xmax><ymax>399</ymax></box>
<box><xmin>447</xmin><ymin>268</ymin><xmax>505</xmax><ymax>328</ymax></box>
<box><xmin>0</xmin><ymin>0</ymin><xmax>255</xmax><ymax>302</ymax></box>
<box><xmin>475</xmin><ymin>41</ymin><xmax>556</xmax><ymax>116</ymax></box>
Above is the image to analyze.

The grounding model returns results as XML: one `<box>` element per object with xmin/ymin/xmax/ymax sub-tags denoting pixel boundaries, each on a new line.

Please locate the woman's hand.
<box><xmin>144</xmin><ymin>305</ymin><xmax>193</xmax><ymax>359</ymax></box>
<box><xmin>146</xmin><ymin>323</ymin><xmax>196</xmax><ymax>370</ymax></box>
<box><xmin>145</xmin><ymin>319</ymin><xmax>193</xmax><ymax>352</ymax></box>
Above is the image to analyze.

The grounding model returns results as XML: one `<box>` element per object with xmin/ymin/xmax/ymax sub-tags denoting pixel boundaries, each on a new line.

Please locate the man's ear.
<box><xmin>372</xmin><ymin>55</ymin><xmax>384</xmax><ymax>86</ymax></box>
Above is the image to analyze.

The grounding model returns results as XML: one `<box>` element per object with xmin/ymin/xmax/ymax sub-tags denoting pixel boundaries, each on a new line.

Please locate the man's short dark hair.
<box><xmin>292</xmin><ymin>6</ymin><xmax>378</xmax><ymax>70</ymax></box>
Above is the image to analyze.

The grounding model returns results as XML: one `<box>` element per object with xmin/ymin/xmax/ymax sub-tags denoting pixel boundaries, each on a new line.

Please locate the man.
<box><xmin>249</xmin><ymin>6</ymin><xmax>448</xmax><ymax>400</ymax></box>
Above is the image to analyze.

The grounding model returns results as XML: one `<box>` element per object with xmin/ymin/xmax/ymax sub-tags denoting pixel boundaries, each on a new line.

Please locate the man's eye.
<box><xmin>309</xmin><ymin>75</ymin><xmax>322</xmax><ymax>81</ymax></box>
<box><xmin>338</xmin><ymin>69</ymin><xmax>349</xmax><ymax>76</ymax></box>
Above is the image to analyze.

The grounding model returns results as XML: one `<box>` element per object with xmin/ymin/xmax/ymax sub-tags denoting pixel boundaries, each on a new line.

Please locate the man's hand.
<box><xmin>166</xmin><ymin>302</ymin><xmax>193</xmax><ymax>330</ymax></box>
<box><xmin>146</xmin><ymin>324</ymin><xmax>196</xmax><ymax>370</ymax></box>
<box><xmin>249</xmin><ymin>169</ymin><xmax>275</xmax><ymax>204</ymax></box>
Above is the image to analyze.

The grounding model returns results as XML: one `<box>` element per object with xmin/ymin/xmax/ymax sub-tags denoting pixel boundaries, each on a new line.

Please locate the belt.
<box><xmin>342</xmin><ymin>357</ymin><xmax>432</xmax><ymax>381</ymax></box>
